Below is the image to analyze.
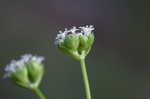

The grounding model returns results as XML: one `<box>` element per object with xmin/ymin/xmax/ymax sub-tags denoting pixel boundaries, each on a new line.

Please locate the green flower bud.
<box><xmin>11</xmin><ymin>65</ymin><xmax>29</xmax><ymax>88</ymax></box>
<box><xmin>78</xmin><ymin>26</ymin><xmax>95</xmax><ymax>54</ymax></box>
<box><xmin>87</xmin><ymin>33</ymin><xmax>95</xmax><ymax>47</ymax></box>
<box><xmin>55</xmin><ymin>27</ymin><xmax>80</xmax><ymax>58</ymax></box>
<box><xmin>27</xmin><ymin>59</ymin><xmax>44</xmax><ymax>87</ymax></box>
<box><xmin>4</xmin><ymin>54</ymin><xmax>45</xmax><ymax>89</ymax></box>
<box><xmin>78</xmin><ymin>35</ymin><xmax>89</xmax><ymax>52</ymax></box>
<box><xmin>63</xmin><ymin>34</ymin><xmax>79</xmax><ymax>51</ymax></box>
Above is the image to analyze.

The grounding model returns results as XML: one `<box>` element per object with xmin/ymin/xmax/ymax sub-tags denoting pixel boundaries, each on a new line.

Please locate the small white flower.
<box><xmin>4</xmin><ymin>54</ymin><xmax>44</xmax><ymax>78</ymax></box>
<box><xmin>55</xmin><ymin>25</ymin><xmax>94</xmax><ymax>45</ymax></box>
<box><xmin>21</xmin><ymin>54</ymin><xmax>32</xmax><ymax>63</ymax></box>
<box><xmin>79</xmin><ymin>25</ymin><xmax>94</xmax><ymax>35</ymax></box>
<box><xmin>31</xmin><ymin>56</ymin><xmax>45</xmax><ymax>64</ymax></box>
<box><xmin>69</xmin><ymin>26</ymin><xmax>79</xmax><ymax>34</ymax></box>
<box><xmin>55</xmin><ymin>28</ymin><xmax>70</xmax><ymax>44</ymax></box>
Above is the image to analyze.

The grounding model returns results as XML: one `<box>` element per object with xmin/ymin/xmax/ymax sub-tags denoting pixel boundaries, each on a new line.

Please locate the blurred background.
<box><xmin>0</xmin><ymin>0</ymin><xmax>150</xmax><ymax>99</ymax></box>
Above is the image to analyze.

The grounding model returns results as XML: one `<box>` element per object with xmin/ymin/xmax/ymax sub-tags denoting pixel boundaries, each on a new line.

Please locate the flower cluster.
<box><xmin>4</xmin><ymin>54</ymin><xmax>44</xmax><ymax>88</ymax></box>
<box><xmin>55</xmin><ymin>25</ymin><xmax>95</xmax><ymax>60</ymax></box>
<box><xmin>55</xmin><ymin>25</ymin><xmax>94</xmax><ymax>45</ymax></box>
<box><xmin>4</xmin><ymin>54</ymin><xmax>44</xmax><ymax>77</ymax></box>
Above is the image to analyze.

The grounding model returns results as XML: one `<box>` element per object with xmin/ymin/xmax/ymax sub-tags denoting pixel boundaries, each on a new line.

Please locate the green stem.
<box><xmin>32</xmin><ymin>88</ymin><xmax>46</xmax><ymax>99</ymax></box>
<box><xmin>79</xmin><ymin>59</ymin><xmax>92</xmax><ymax>99</ymax></box>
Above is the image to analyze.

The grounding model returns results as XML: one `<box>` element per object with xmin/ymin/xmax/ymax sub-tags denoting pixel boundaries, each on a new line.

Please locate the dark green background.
<box><xmin>0</xmin><ymin>0</ymin><xmax>150</xmax><ymax>99</ymax></box>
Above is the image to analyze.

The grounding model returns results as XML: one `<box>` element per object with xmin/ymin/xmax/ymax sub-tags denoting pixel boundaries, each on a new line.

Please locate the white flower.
<box><xmin>79</xmin><ymin>25</ymin><xmax>94</xmax><ymax>35</ymax></box>
<box><xmin>4</xmin><ymin>54</ymin><xmax>44</xmax><ymax>78</ymax></box>
<box><xmin>31</xmin><ymin>56</ymin><xmax>45</xmax><ymax>64</ymax></box>
<box><xmin>55</xmin><ymin>28</ymin><xmax>69</xmax><ymax>44</ymax></box>
<box><xmin>55</xmin><ymin>25</ymin><xmax>94</xmax><ymax>45</ymax></box>
<box><xmin>69</xmin><ymin>26</ymin><xmax>79</xmax><ymax>34</ymax></box>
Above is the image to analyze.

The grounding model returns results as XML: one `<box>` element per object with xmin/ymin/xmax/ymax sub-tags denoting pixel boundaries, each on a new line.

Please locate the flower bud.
<box><xmin>10</xmin><ymin>63</ymin><xmax>29</xmax><ymax>88</ymax></box>
<box><xmin>63</xmin><ymin>34</ymin><xmax>79</xmax><ymax>51</ymax></box>
<box><xmin>87</xmin><ymin>33</ymin><xmax>95</xmax><ymax>47</ymax></box>
<box><xmin>79</xmin><ymin>33</ymin><xmax>95</xmax><ymax>54</ymax></box>
<box><xmin>26</xmin><ymin>56</ymin><xmax>44</xmax><ymax>87</ymax></box>
<box><xmin>78</xmin><ymin>35</ymin><xmax>89</xmax><ymax>52</ymax></box>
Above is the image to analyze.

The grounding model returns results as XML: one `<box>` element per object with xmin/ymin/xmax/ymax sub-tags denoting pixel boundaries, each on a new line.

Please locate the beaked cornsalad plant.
<box><xmin>55</xmin><ymin>25</ymin><xmax>94</xmax><ymax>99</ymax></box>
<box><xmin>4</xmin><ymin>25</ymin><xmax>95</xmax><ymax>99</ymax></box>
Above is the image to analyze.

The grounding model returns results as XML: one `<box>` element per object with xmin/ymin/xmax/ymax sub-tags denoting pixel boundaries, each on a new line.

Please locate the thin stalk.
<box><xmin>32</xmin><ymin>88</ymin><xmax>46</xmax><ymax>99</ymax></box>
<box><xmin>79</xmin><ymin>59</ymin><xmax>92</xmax><ymax>99</ymax></box>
